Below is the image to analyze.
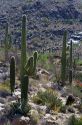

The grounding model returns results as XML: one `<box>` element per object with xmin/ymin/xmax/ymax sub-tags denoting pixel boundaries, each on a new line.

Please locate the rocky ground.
<box><xmin>0</xmin><ymin>62</ymin><xmax>81</xmax><ymax>125</ymax></box>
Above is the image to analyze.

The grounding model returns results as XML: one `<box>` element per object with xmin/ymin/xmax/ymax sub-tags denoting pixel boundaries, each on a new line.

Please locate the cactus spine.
<box><xmin>10</xmin><ymin>56</ymin><xmax>15</xmax><ymax>95</ymax></box>
<box><xmin>61</xmin><ymin>31</ymin><xmax>67</xmax><ymax>86</ymax></box>
<box><xmin>69</xmin><ymin>40</ymin><xmax>72</xmax><ymax>85</ymax></box>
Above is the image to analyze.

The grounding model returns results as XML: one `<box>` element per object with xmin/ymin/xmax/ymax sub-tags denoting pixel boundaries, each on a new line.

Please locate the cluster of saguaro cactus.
<box><xmin>61</xmin><ymin>31</ymin><xmax>67</xmax><ymax>86</ymax></box>
<box><xmin>9</xmin><ymin>15</ymin><xmax>38</xmax><ymax>114</ymax></box>
<box><xmin>10</xmin><ymin>56</ymin><xmax>15</xmax><ymax>95</ymax></box>
<box><xmin>20</xmin><ymin>15</ymin><xmax>38</xmax><ymax>112</ymax></box>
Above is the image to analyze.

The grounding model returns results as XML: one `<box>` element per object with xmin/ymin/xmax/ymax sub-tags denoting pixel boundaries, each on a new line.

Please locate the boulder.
<box><xmin>66</xmin><ymin>95</ymin><xmax>75</xmax><ymax>105</ymax></box>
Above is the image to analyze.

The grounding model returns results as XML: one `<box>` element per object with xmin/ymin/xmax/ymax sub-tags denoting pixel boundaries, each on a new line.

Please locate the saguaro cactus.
<box><xmin>33</xmin><ymin>51</ymin><xmax>38</xmax><ymax>74</ymax></box>
<box><xmin>20</xmin><ymin>15</ymin><xmax>27</xmax><ymax>81</ymax></box>
<box><xmin>20</xmin><ymin>15</ymin><xmax>38</xmax><ymax>114</ymax></box>
<box><xmin>10</xmin><ymin>56</ymin><xmax>15</xmax><ymax>95</ymax></box>
<box><xmin>69</xmin><ymin>40</ymin><xmax>72</xmax><ymax>85</ymax></box>
<box><xmin>20</xmin><ymin>15</ymin><xmax>27</xmax><ymax>112</ymax></box>
<box><xmin>21</xmin><ymin>75</ymin><xmax>29</xmax><ymax>112</ymax></box>
<box><xmin>61</xmin><ymin>31</ymin><xmax>67</xmax><ymax>86</ymax></box>
<box><xmin>4</xmin><ymin>23</ymin><xmax>8</xmax><ymax>61</ymax></box>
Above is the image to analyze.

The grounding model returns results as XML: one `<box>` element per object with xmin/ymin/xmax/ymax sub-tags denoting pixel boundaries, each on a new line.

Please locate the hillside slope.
<box><xmin>0</xmin><ymin>0</ymin><xmax>82</xmax><ymax>50</ymax></box>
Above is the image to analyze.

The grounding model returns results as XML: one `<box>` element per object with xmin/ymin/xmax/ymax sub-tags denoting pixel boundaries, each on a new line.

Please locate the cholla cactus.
<box><xmin>10</xmin><ymin>56</ymin><xmax>15</xmax><ymax>95</ymax></box>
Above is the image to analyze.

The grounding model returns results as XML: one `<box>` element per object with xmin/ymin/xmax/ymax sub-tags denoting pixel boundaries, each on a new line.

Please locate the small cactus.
<box><xmin>10</xmin><ymin>56</ymin><xmax>15</xmax><ymax>95</ymax></box>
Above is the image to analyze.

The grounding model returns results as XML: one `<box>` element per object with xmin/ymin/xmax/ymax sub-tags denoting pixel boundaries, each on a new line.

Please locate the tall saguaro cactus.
<box><xmin>61</xmin><ymin>31</ymin><xmax>67</xmax><ymax>86</ymax></box>
<box><xmin>4</xmin><ymin>23</ymin><xmax>8</xmax><ymax>61</ymax></box>
<box><xmin>20</xmin><ymin>15</ymin><xmax>38</xmax><ymax>114</ymax></box>
<box><xmin>20</xmin><ymin>15</ymin><xmax>27</xmax><ymax>111</ymax></box>
<box><xmin>10</xmin><ymin>56</ymin><xmax>15</xmax><ymax>95</ymax></box>
<box><xmin>20</xmin><ymin>15</ymin><xmax>27</xmax><ymax>80</ymax></box>
<box><xmin>69</xmin><ymin>40</ymin><xmax>72</xmax><ymax>85</ymax></box>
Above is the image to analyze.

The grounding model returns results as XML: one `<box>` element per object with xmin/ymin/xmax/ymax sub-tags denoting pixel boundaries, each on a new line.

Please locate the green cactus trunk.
<box><xmin>10</xmin><ymin>56</ymin><xmax>15</xmax><ymax>95</ymax></box>
<box><xmin>33</xmin><ymin>51</ymin><xmax>38</xmax><ymax>74</ymax></box>
<box><xmin>20</xmin><ymin>15</ymin><xmax>28</xmax><ymax>112</ymax></box>
<box><xmin>20</xmin><ymin>15</ymin><xmax>27</xmax><ymax>81</ymax></box>
<box><xmin>69</xmin><ymin>40</ymin><xmax>72</xmax><ymax>85</ymax></box>
<box><xmin>21</xmin><ymin>75</ymin><xmax>29</xmax><ymax>112</ymax></box>
<box><xmin>61</xmin><ymin>31</ymin><xmax>67</xmax><ymax>86</ymax></box>
<box><xmin>4</xmin><ymin>23</ymin><xmax>8</xmax><ymax>61</ymax></box>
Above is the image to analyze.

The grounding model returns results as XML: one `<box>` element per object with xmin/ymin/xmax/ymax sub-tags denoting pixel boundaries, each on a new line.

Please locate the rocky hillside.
<box><xmin>0</xmin><ymin>0</ymin><xmax>82</xmax><ymax>50</ymax></box>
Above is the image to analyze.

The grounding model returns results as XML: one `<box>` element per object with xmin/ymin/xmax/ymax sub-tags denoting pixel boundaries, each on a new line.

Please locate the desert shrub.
<box><xmin>37</xmin><ymin>53</ymin><xmax>54</xmax><ymax>70</ymax></box>
<box><xmin>8</xmin><ymin>100</ymin><xmax>31</xmax><ymax>117</ymax></box>
<box><xmin>76</xmin><ymin>59</ymin><xmax>82</xmax><ymax>66</ymax></box>
<box><xmin>67</xmin><ymin>115</ymin><xmax>82</xmax><ymax>125</ymax></box>
<box><xmin>33</xmin><ymin>89</ymin><xmax>62</xmax><ymax>112</ymax></box>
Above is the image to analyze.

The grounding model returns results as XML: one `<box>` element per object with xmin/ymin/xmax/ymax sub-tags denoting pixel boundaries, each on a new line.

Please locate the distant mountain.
<box><xmin>0</xmin><ymin>0</ymin><xmax>82</xmax><ymax>50</ymax></box>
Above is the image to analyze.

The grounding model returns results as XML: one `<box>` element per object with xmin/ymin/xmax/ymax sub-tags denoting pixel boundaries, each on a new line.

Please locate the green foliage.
<box><xmin>68</xmin><ymin>85</ymin><xmax>82</xmax><ymax>98</ymax></box>
<box><xmin>75</xmin><ymin>72</ymin><xmax>82</xmax><ymax>82</ymax></box>
<box><xmin>67</xmin><ymin>115</ymin><xmax>82</xmax><ymax>125</ymax></box>
<box><xmin>76</xmin><ymin>59</ymin><xmax>82</xmax><ymax>66</ymax></box>
<box><xmin>10</xmin><ymin>56</ymin><xmax>15</xmax><ymax>95</ymax></box>
<box><xmin>38</xmin><ymin>53</ymin><xmax>53</xmax><ymax>71</ymax></box>
<box><xmin>33</xmin><ymin>89</ymin><xmax>62</xmax><ymax>111</ymax></box>
<box><xmin>61</xmin><ymin>31</ymin><xmax>67</xmax><ymax>86</ymax></box>
<box><xmin>9</xmin><ymin>99</ymin><xmax>30</xmax><ymax>116</ymax></box>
